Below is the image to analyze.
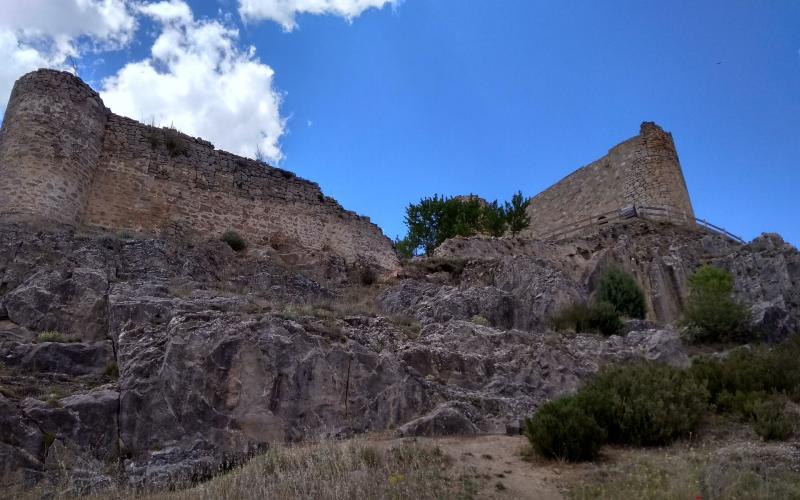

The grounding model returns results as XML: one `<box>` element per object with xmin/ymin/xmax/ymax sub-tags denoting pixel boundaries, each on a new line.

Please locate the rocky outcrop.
<box><xmin>433</xmin><ymin>220</ymin><xmax>800</xmax><ymax>335</ymax></box>
<box><xmin>0</xmin><ymin>220</ymin><xmax>797</xmax><ymax>492</ymax></box>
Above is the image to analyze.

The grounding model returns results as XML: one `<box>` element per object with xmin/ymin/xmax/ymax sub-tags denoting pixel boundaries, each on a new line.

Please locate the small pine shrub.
<box><xmin>222</xmin><ymin>230</ymin><xmax>247</xmax><ymax>252</ymax></box>
<box><xmin>682</xmin><ymin>265</ymin><xmax>753</xmax><ymax>343</ymax></box>
<box><xmin>578</xmin><ymin>362</ymin><xmax>709</xmax><ymax>446</ymax></box>
<box><xmin>524</xmin><ymin>396</ymin><xmax>606</xmax><ymax>461</ymax></box>
<box><xmin>594</xmin><ymin>266</ymin><xmax>646</xmax><ymax>319</ymax></box>
<box><xmin>753</xmin><ymin>397</ymin><xmax>793</xmax><ymax>441</ymax></box>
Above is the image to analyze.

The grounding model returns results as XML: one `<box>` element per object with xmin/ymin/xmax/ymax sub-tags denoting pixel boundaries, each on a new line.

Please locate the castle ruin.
<box><xmin>523</xmin><ymin>122</ymin><xmax>696</xmax><ymax>239</ymax></box>
<box><xmin>0</xmin><ymin>70</ymin><xmax>398</xmax><ymax>271</ymax></box>
<box><xmin>0</xmin><ymin>70</ymin><xmax>698</xmax><ymax>260</ymax></box>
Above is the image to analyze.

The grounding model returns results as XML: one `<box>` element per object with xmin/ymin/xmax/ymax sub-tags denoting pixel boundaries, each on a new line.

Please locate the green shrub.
<box><xmin>589</xmin><ymin>301</ymin><xmax>624</xmax><ymax>336</ymax></box>
<box><xmin>36</xmin><ymin>331</ymin><xmax>78</xmax><ymax>343</ymax></box>
<box><xmin>551</xmin><ymin>301</ymin><xmax>622</xmax><ymax>336</ymax></box>
<box><xmin>221</xmin><ymin>230</ymin><xmax>247</xmax><ymax>252</ymax></box>
<box><xmin>551</xmin><ymin>303</ymin><xmax>594</xmax><ymax>333</ymax></box>
<box><xmin>752</xmin><ymin>397</ymin><xmax>793</xmax><ymax>441</ymax></box>
<box><xmin>689</xmin><ymin>337</ymin><xmax>800</xmax><ymax>406</ymax></box>
<box><xmin>163</xmin><ymin>126</ymin><xmax>187</xmax><ymax>156</ymax></box>
<box><xmin>682</xmin><ymin>265</ymin><xmax>753</xmax><ymax>343</ymax></box>
<box><xmin>469</xmin><ymin>315</ymin><xmax>490</xmax><ymax>326</ymax></box>
<box><xmin>594</xmin><ymin>266</ymin><xmax>646</xmax><ymax>319</ymax></box>
<box><xmin>524</xmin><ymin>396</ymin><xmax>606</xmax><ymax>461</ymax></box>
<box><xmin>579</xmin><ymin>362</ymin><xmax>709</xmax><ymax>446</ymax></box>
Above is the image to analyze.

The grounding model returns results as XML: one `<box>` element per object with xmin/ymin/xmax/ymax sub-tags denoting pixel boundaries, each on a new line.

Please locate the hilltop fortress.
<box><xmin>0</xmin><ymin>70</ymin><xmax>398</xmax><ymax>271</ymax></box>
<box><xmin>1</xmin><ymin>70</ymin><xmax>697</xmax><ymax>263</ymax></box>
<box><xmin>523</xmin><ymin>122</ymin><xmax>696</xmax><ymax>239</ymax></box>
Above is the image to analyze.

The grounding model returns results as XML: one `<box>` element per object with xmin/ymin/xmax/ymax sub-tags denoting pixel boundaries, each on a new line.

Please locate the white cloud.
<box><xmin>238</xmin><ymin>0</ymin><xmax>397</xmax><ymax>31</ymax></box>
<box><xmin>101</xmin><ymin>0</ymin><xmax>285</xmax><ymax>162</ymax></box>
<box><xmin>0</xmin><ymin>0</ymin><xmax>136</xmax><ymax>118</ymax></box>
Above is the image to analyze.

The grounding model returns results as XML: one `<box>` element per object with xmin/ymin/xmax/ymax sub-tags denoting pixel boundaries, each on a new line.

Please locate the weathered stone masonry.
<box><xmin>523</xmin><ymin>122</ymin><xmax>696</xmax><ymax>238</ymax></box>
<box><xmin>0</xmin><ymin>70</ymin><xmax>398</xmax><ymax>270</ymax></box>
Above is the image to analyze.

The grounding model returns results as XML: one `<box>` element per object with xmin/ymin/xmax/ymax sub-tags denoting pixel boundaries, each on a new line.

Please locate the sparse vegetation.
<box><xmin>395</xmin><ymin>191</ymin><xmax>531</xmax><ymax>256</ymax></box>
<box><xmin>63</xmin><ymin>439</ymin><xmax>483</xmax><ymax>500</ymax></box>
<box><xmin>550</xmin><ymin>301</ymin><xmax>623</xmax><ymax>336</ymax></box>
<box><xmin>104</xmin><ymin>361</ymin><xmax>120</xmax><ymax>379</ymax></box>
<box><xmin>221</xmin><ymin>230</ymin><xmax>247</xmax><ymax>252</ymax></box>
<box><xmin>469</xmin><ymin>314</ymin><xmax>489</xmax><ymax>326</ymax></box>
<box><xmin>682</xmin><ymin>265</ymin><xmax>753</xmax><ymax>343</ymax></box>
<box><xmin>163</xmin><ymin>126</ymin><xmax>187</xmax><ymax>157</ymax></box>
<box><xmin>36</xmin><ymin>330</ymin><xmax>78</xmax><ymax>343</ymax></box>
<box><xmin>752</xmin><ymin>396</ymin><xmax>794</xmax><ymax>441</ymax></box>
<box><xmin>594</xmin><ymin>266</ymin><xmax>646</xmax><ymax>319</ymax></box>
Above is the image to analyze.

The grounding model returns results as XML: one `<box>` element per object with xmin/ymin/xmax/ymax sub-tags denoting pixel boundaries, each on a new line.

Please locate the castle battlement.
<box><xmin>0</xmin><ymin>70</ymin><xmax>398</xmax><ymax>271</ymax></box>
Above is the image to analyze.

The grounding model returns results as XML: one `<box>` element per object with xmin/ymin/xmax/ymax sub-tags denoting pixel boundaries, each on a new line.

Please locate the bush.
<box><xmin>163</xmin><ymin>126</ymin><xmax>187</xmax><ymax>156</ymax></box>
<box><xmin>690</xmin><ymin>338</ymin><xmax>800</xmax><ymax>440</ymax></box>
<box><xmin>682</xmin><ymin>265</ymin><xmax>752</xmax><ymax>343</ymax></box>
<box><xmin>689</xmin><ymin>337</ymin><xmax>800</xmax><ymax>406</ymax></box>
<box><xmin>36</xmin><ymin>331</ymin><xmax>78</xmax><ymax>343</ymax></box>
<box><xmin>579</xmin><ymin>362</ymin><xmax>709</xmax><ymax>446</ymax></box>
<box><xmin>753</xmin><ymin>397</ymin><xmax>793</xmax><ymax>441</ymax></box>
<box><xmin>594</xmin><ymin>266</ymin><xmax>646</xmax><ymax>319</ymax></box>
<box><xmin>469</xmin><ymin>315</ymin><xmax>490</xmax><ymax>326</ymax></box>
<box><xmin>358</xmin><ymin>266</ymin><xmax>378</xmax><ymax>286</ymax></box>
<box><xmin>221</xmin><ymin>230</ymin><xmax>247</xmax><ymax>252</ymax></box>
<box><xmin>524</xmin><ymin>396</ymin><xmax>606</xmax><ymax>461</ymax></box>
<box><xmin>551</xmin><ymin>301</ymin><xmax>622</xmax><ymax>336</ymax></box>
<box><xmin>589</xmin><ymin>301</ymin><xmax>624</xmax><ymax>336</ymax></box>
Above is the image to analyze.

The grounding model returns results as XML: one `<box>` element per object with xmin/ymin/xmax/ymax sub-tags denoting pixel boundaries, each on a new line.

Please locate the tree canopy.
<box><xmin>395</xmin><ymin>192</ymin><xmax>531</xmax><ymax>257</ymax></box>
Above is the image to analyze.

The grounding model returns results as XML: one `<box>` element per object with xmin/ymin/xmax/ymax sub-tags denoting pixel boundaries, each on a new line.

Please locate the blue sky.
<box><xmin>1</xmin><ymin>0</ymin><xmax>799</xmax><ymax>246</ymax></box>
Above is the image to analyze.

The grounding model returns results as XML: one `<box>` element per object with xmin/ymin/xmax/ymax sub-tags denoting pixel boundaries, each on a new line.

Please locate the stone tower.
<box><xmin>0</xmin><ymin>70</ymin><xmax>109</xmax><ymax>224</ymax></box>
<box><xmin>523</xmin><ymin>122</ymin><xmax>695</xmax><ymax>239</ymax></box>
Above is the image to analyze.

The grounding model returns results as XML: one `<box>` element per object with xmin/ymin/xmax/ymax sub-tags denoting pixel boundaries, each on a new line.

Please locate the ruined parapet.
<box><xmin>524</xmin><ymin>122</ymin><xmax>695</xmax><ymax>239</ymax></box>
<box><xmin>0</xmin><ymin>70</ymin><xmax>398</xmax><ymax>271</ymax></box>
<box><xmin>0</xmin><ymin>70</ymin><xmax>109</xmax><ymax>224</ymax></box>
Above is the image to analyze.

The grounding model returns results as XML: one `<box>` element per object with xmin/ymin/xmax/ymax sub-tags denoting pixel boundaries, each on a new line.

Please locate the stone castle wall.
<box><xmin>0</xmin><ymin>70</ymin><xmax>397</xmax><ymax>270</ymax></box>
<box><xmin>524</xmin><ymin>122</ymin><xmax>695</xmax><ymax>238</ymax></box>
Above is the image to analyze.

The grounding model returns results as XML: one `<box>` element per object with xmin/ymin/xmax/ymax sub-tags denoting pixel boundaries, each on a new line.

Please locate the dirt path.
<box><xmin>377</xmin><ymin>435</ymin><xmax>565</xmax><ymax>500</ymax></box>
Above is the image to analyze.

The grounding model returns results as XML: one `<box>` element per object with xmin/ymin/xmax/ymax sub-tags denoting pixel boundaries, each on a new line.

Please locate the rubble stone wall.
<box><xmin>0</xmin><ymin>70</ymin><xmax>397</xmax><ymax>270</ymax></box>
<box><xmin>524</xmin><ymin>122</ymin><xmax>695</xmax><ymax>238</ymax></box>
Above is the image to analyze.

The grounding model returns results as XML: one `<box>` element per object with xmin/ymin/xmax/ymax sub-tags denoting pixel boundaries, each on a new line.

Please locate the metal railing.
<box><xmin>536</xmin><ymin>204</ymin><xmax>745</xmax><ymax>244</ymax></box>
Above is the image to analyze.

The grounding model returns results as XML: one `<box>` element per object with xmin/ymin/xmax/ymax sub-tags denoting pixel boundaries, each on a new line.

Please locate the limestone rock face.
<box><xmin>0</xmin><ymin>220</ymin><xmax>797</xmax><ymax>491</ymax></box>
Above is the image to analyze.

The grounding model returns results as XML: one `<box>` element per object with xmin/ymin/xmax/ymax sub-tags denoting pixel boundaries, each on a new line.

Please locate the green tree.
<box><xmin>683</xmin><ymin>265</ymin><xmax>752</xmax><ymax>343</ymax></box>
<box><xmin>504</xmin><ymin>191</ymin><xmax>531</xmax><ymax>235</ymax></box>
<box><xmin>481</xmin><ymin>200</ymin><xmax>507</xmax><ymax>237</ymax></box>
<box><xmin>594</xmin><ymin>266</ymin><xmax>647</xmax><ymax>319</ymax></box>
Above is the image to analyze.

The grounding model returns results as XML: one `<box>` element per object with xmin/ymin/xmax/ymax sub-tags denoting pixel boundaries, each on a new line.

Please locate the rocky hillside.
<box><xmin>0</xmin><ymin>220</ymin><xmax>797</xmax><ymax>494</ymax></box>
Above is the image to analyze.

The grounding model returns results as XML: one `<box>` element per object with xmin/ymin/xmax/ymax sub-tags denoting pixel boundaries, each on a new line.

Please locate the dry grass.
<box><xmin>63</xmin><ymin>439</ymin><xmax>481</xmax><ymax>500</ymax></box>
<box><xmin>564</xmin><ymin>442</ymin><xmax>800</xmax><ymax>500</ymax></box>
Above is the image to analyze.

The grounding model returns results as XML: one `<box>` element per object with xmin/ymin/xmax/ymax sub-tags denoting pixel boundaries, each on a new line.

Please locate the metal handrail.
<box><xmin>536</xmin><ymin>204</ymin><xmax>745</xmax><ymax>244</ymax></box>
